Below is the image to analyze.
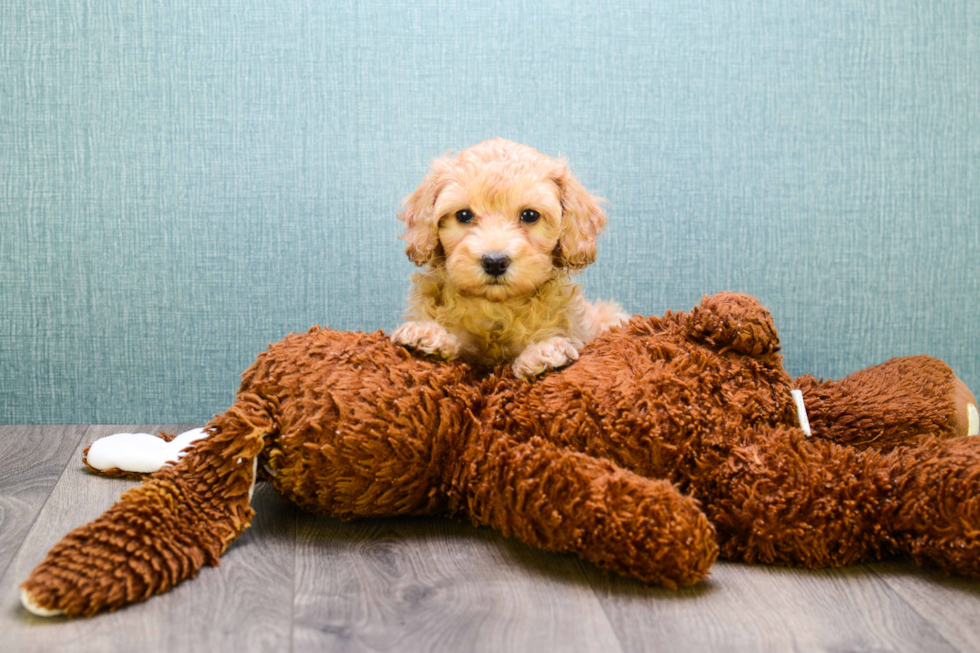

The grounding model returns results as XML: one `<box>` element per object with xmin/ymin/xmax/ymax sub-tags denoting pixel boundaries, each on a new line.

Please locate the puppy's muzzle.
<box><xmin>481</xmin><ymin>253</ymin><xmax>510</xmax><ymax>277</ymax></box>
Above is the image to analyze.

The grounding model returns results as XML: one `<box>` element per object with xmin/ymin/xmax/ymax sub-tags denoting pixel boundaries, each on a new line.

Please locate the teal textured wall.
<box><xmin>2</xmin><ymin>1</ymin><xmax>978</xmax><ymax>423</ymax></box>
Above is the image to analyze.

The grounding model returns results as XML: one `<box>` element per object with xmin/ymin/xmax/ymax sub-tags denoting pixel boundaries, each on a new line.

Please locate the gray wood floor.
<box><xmin>3</xmin><ymin>426</ymin><xmax>980</xmax><ymax>652</ymax></box>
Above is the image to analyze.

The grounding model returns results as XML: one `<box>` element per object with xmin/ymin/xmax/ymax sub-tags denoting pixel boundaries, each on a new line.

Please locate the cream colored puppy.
<box><xmin>392</xmin><ymin>138</ymin><xmax>628</xmax><ymax>378</ymax></box>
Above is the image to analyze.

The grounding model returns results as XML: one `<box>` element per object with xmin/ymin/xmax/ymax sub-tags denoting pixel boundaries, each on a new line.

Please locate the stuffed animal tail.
<box><xmin>20</xmin><ymin>393</ymin><xmax>277</xmax><ymax>617</ymax></box>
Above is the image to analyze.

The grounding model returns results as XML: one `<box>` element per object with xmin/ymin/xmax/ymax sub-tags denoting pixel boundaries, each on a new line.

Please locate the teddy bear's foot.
<box><xmin>888</xmin><ymin>435</ymin><xmax>980</xmax><ymax>577</ymax></box>
<box><xmin>794</xmin><ymin>355</ymin><xmax>978</xmax><ymax>449</ymax></box>
<box><xmin>82</xmin><ymin>428</ymin><xmax>208</xmax><ymax>477</ymax></box>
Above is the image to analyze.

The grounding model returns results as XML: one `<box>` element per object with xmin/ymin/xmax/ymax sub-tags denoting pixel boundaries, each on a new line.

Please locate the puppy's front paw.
<box><xmin>512</xmin><ymin>337</ymin><xmax>580</xmax><ymax>379</ymax></box>
<box><xmin>391</xmin><ymin>321</ymin><xmax>461</xmax><ymax>360</ymax></box>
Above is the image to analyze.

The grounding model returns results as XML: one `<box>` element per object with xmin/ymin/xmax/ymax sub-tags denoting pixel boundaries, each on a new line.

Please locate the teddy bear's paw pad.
<box><xmin>85</xmin><ymin>428</ymin><xmax>208</xmax><ymax>474</ymax></box>
<box><xmin>20</xmin><ymin>588</ymin><xmax>64</xmax><ymax>618</ymax></box>
<box><xmin>948</xmin><ymin>375</ymin><xmax>980</xmax><ymax>438</ymax></box>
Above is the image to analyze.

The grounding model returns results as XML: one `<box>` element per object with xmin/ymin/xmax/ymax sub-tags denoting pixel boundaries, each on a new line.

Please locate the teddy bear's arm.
<box><xmin>461</xmin><ymin>436</ymin><xmax>717</xmax><ymax>587</ymax></box>
<box><xmin>793</xmin><ymin>355</ymin><xmax>978</xmax><ymax>449</ymax></box>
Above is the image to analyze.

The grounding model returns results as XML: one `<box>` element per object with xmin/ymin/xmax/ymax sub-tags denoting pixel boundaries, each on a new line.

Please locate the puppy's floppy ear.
<box><xmin>552</xmin><ymin>161</ymin><xmax>607</xmax><ymax>270</ymax></box>
<box><xmin>399</xmin><ymin>155</ymin><xmax>452</xmax><ymax>266</ymax></box>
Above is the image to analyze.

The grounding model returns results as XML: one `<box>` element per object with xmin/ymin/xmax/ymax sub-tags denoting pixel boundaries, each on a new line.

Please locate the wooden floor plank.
<box><xmin>583</xmin><ymin>559</ymin><xmax>958</xmax><ymax>653</ymax></box>
<box><xmin>0</xmin><ymin>425</ymin><xmax>87</xmax><ymax>581</ymax></box>
<box><xmin>2</xmin><ymin>425</ymin><xmax>297</xmax><ymax>653</ymax></box>
<box><xmin>292</xmin><ymin>514</ymin><xmax>624</xmax><ymax>653</ymax></box>
<box><xmin>868</xmin><ymin>560</ymin><xmax>980</xmax><ymax>653</ymax></box>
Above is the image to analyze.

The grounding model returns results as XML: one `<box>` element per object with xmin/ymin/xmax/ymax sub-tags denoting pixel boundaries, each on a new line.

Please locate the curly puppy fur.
<box><xmin>392</xmin><ymin>138</ymin><xmax>628</xmax><ymax>377</ymax></box>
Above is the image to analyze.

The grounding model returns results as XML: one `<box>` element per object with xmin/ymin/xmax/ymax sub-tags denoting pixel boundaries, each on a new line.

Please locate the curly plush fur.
<box><xmin>392</xmin><ymin>138</ymin><xmax>628</xmax><ymax>377</ymax></box>
<box><xmin>21</xmin><ymin>292</ymin><xmax>979</xmax><ymax>617</ymax></box>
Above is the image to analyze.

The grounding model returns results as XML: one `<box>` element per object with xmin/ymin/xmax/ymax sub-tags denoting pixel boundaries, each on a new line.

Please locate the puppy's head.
<box><xmin>399</xmin><ymin>138</ymin><xmax>606</xmax><ymax>302</ymax></box>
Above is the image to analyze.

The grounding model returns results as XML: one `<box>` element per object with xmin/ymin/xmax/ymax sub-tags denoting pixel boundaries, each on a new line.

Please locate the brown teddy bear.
<box><xmin>20</xmin><ymin>292</ymin><xmax>980</xmax><ymax>617</ymax></box>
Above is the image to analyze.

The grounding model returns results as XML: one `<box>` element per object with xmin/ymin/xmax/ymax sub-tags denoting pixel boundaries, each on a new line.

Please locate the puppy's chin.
<box><xmin>480</xmin><ymin>281</ymin><xmax>526</xmax><ymax>302</ymax></box>
<box><xmin>454</xmin><ymin>277</ymin><xmax>536</xmax><ymax>302</ymax></box>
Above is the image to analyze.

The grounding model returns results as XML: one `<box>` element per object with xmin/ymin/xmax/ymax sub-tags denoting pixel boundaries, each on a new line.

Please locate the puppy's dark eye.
<box><xmin>520</xmin><ymin>209</ymin><xmax>540</xmax><ymax>224</ymax></box>
<box><xmin>455</xmin><ymin>209</ymin><xmax>475</xmax><ymax>224</ymax></box>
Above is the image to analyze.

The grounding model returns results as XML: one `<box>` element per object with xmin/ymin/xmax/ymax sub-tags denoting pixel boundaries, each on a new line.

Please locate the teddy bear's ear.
<box><xmin>552</xmin><ymin>161</ymin><xmax>607</xmax><ymax>270</ymax></box>
<box><xmin>398</xmin><ymin>155</ymin><xmax>453</xmax><ymax>266</ymax></box>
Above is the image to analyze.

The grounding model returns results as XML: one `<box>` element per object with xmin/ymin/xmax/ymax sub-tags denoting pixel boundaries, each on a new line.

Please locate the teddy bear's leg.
<box><xmin>885</xmin><ymin>434</ymin><xmax>980</xmax><ymax>577</ymax></box>
<box><xmin>701</xmin><ymin>424</ymin><xmax>904</xmax><ymax>569</ymax></box>
<box><xmin>20</xmin><ymin>392</ymin><xmax>276</xmax><ymax>617</ymax></box>
<box><xmin>793</xmin><ymin>355</ymin><xmax>979</xmax><ymax>449</ymax></box>
<box><xmin>701</xmin><ymin>424</ymin><xmax>980</xmax><ymax>576</ymax></box>
<box><xmin>460</xmin><ymin>436</ymin><xmax>718</xmax><ymax>587</ymax></box>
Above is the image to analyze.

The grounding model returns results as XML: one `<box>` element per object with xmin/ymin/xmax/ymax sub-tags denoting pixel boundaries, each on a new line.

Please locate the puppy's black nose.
<box><xmin>481</xmin><ymin>253</ymin><xmax>510</xmax><ymax>277</ymax></box>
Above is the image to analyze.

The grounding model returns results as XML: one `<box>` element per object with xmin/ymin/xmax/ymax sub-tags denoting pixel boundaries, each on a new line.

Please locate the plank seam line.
<box><xmin>289</xmin><ymin>503</ymin><xmax>297</xmax><ymax>653</ymax></box>
<box><xmin>0</xmin><ymin>425</ymin><xmax>87</xmax><ymax>585</ymax></box>
<box><xmin>576</xmin><ymin>557</ymin><xmax>628</xmax><ymax>653</ymax></box>
<box><xmin>865</xmin><ymin>563</ymin><xmax>964</xmax><ymax>653</ymax></box>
